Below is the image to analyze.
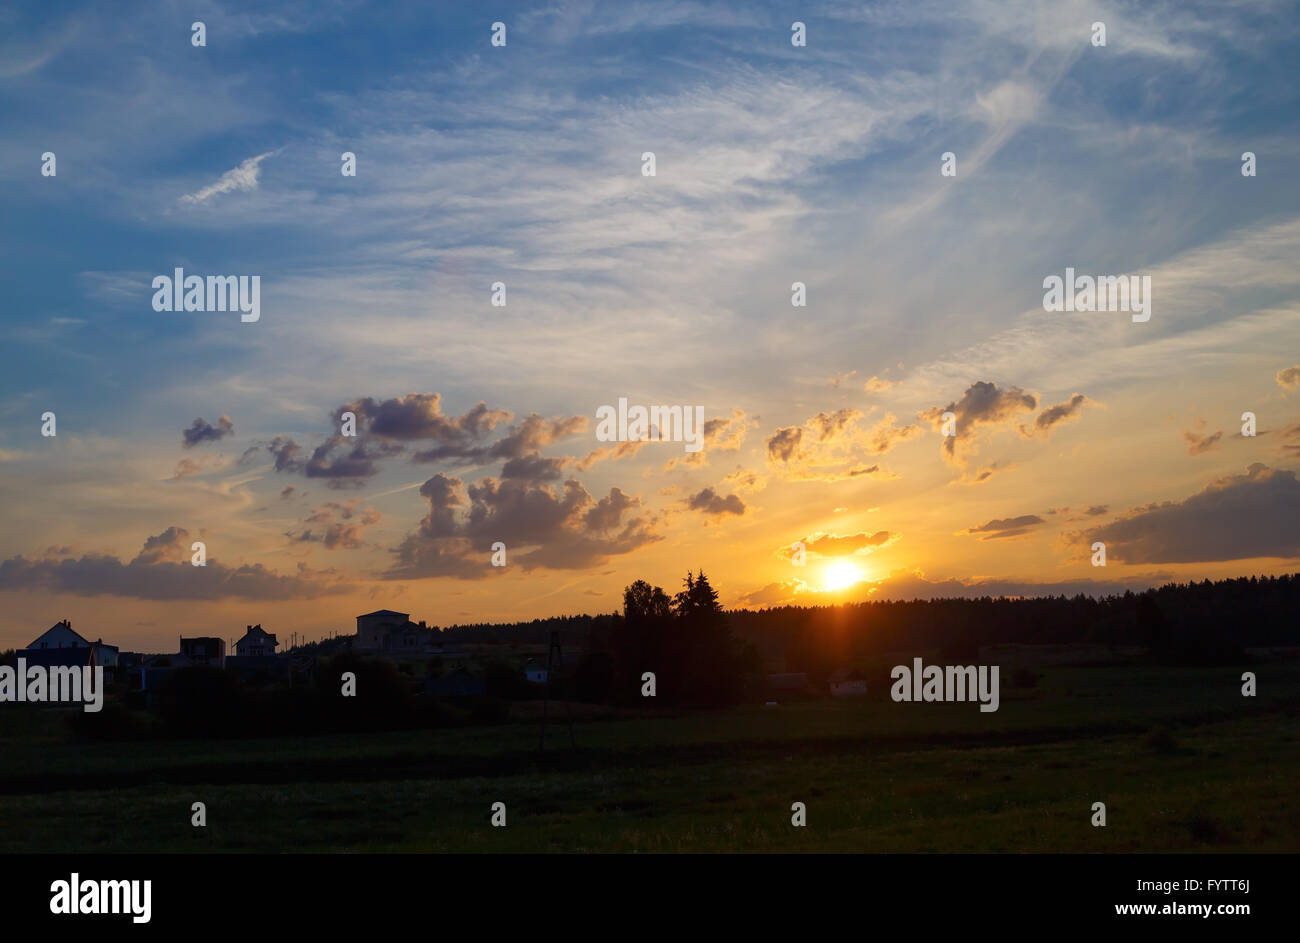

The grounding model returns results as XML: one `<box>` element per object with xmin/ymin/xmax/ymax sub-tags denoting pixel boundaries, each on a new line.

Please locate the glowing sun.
<box><xmin>822</xmin><ymin>560</ymin><xmax>864</xmax><ymax>592</ymax></box>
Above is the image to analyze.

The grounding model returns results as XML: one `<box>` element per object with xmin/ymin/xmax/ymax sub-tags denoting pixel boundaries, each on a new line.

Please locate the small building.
<box><xmin>355</xmin><ymin>609</ymin><xmax>409</xmax><ymax>651</ymax></box>
<box><xmin>19</xmin><ymin>620</ymin><xmax>118</xmax><ymax>679</ymax></box>
<box><xmin>355</xmin><ymin>609</ymin><xmax>440</xmax><ymax>653</ymax></box>
<box><xmin>234</xmin><ymin>624</ymin><xmax>278</xmax><ymax>657</ymax></box>
<box><xmin>524</xmin><ymin>664</ymin><xmax>548</xmax><ymax>684</ymax></box>
<box><xmin>179</xmin><ymin>636</ymin><xmax>225</xmax><ymax>668</ymax></box>
<box><xmin>25</xmin><ymin>619</ymin><xmax>88</xmax><ymax>652</ymax></box>
<box><xmin>829</xmin><ymin>668</ymin><xmax>868</xmax><ymax>697</ymax></box>
<box><xmin>387</xmin><ymin>620</ymin><xmax>437</xmax><ymax>653</ymax></box>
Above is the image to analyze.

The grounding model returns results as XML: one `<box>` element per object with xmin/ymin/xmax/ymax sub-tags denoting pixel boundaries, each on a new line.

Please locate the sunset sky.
<box><xmin>2</xmin><ymin>1</ymin><xmax>1298</xmax><ymax>652</ymax></box>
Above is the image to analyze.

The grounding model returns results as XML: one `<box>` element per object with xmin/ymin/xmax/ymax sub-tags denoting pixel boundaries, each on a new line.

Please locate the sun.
<box><xmin>822</xmin><ymin>560</ymin><xmax>864</xmax><ymax>592</ymax></box>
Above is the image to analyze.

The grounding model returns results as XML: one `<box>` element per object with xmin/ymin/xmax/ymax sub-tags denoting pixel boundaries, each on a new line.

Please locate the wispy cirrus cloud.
<box><xmin>179</xmin><ymin>150</ymin><xmax>281</xmax><ymax>205</ymax></box>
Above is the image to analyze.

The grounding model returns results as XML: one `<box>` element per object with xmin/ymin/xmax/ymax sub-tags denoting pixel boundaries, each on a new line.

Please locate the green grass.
<box><xmin>1</xmin><ymin>661</ymin><xmax>1296</xmax><ymax>852</ymax></box>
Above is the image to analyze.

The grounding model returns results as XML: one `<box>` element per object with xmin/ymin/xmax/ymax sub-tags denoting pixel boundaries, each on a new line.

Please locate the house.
<box><xmin>234</xmin><ymin>624</ymin><xmax>278</xmax><ymax>657</ymax></box>
<box><xmin>25</xmin><ymin>619</ymin><xmax>88</xmax><ymax>652</ymax></box>
<box><xmin>179</xmin><ymin>637</ymin><xmax>225</xmax><ymax>668</ymax></box>
<box><xmin>524</xmin><ymin>664</ymin><xmax>548</xmax><ymax>684</ymax></box>
<box><xmin>829</xmin><ymin>668</ymin><xmax>868</xmax><ymax>697</ymax></box>
<box><xmin>356</xmin><ymin>609</ymin><xmax>409</xmax><ymax>650</ymax></box>
<box><xmin>355</xmin><ymin>609</ymin><xmax>439</xmax><ymax>653</ymax></box>
<box><xmin>386</xmin><ymin>620</ymin><xmax>437</xmax><ymax>653</ymax></box>
<box><xmin>19</xmin><ymin>620</ymin><xmax>119</xmax><ymax>679</ymax></box>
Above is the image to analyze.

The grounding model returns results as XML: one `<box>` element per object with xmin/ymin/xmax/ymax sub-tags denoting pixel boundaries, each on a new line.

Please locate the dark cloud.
<box><xmin>387</xmin><ymin>474</ymin><xmax>659</xmax><ymax>579</ymax></box>
<box><xmin>919</xmin><ymin>381</ymin><xmax>1038</xmax><ymax>464</ymax></box>
<box><xmin>264</xmin><ymin>436</ymin><xmax>402</xmax><ymax>487</ymax></box>
<box><xmin>737</xmin><ymin>579</ymin><xmax>810</xmax><ymax>607</ymax></box>
<box><xmin>1183</xmin><ymin>428</ymin><xmax>1223</xmax><ymax>455</ymax></box>
<box><xmin>765</xmin><ymin>409</ymin><xmax>917</xmax><ymax>480</ymax></box>
<box><xmin>1280</xmin><ymin>422</ymin><xmax>1300</xmax><ymax>458</ymax></box>
<box><xmin>413</xmin><ymin>412</ymin><xmax>586</xmax><ymax>464</ymax></box>
<box><xmin>1084</xmin><ymin>464</ymin><xmax>1300</xmax><ymax>563</ymax></box>
<box><xmin>686</xmin><ymin>487</ymin><xmax>746</xmax><ymax>517</ymax></box>
<box><xmin>290</xmin><ymin>501</ymin><xmax>381</xmax><ymax>550</ymax></box>
<box><xmin>808</xmin><ymin>408</ymin><xmax>860</xmax><ymax>442</ymax></box>
<box><xmin>307</xmin><ymin>437</ymin><xmax>400</xmax><ymax>486</ymax></box>
<box><xmin>963</xmin><ymin>514</ymin><xmax>1046</xmax><ymax>539</ymax></box>
<box><xmin>661</xmin><ymin>408</ymin><xmax>750</xmax><ymax>472</ymax></box>
<box><xmin>702</xmin><ymin>409</ymin><xmax>748</xmax><ymax>450</ymax></box>
<box><xmin>181</xmin><ymin>415</ymin><xmax>234</xmax><ymax>448</ymax></box>
<box><xmin>958</xmin><ymin>461</ymin><xmax>1014</xmax><ymax>485</ymax></box>
<box><xmin>577</xmin><ymin>439</ymin><xmax>645</xmax><ymax>470</ymax></box>
<box><xmin>766</xmin><ymin>426</ymin><xmax>803</xmax><ymax>463</ymax></box>
<box><xmin>1029</xmin><ymin>393</ymin><xmax>1092</xmax><ymax>436</ymax></box>
<box><xmin>783</xmin><ymin>464</ymin><xmax>886</xmax><ymax>483</ymax></box>
<box><xmin>865</xmin><ymin>415</ymin><xmax>924</xmax><ymax>453</ymax></box>
<box><xmin>339</xmin><ymin>394</ymin><xmax>511</xmax><ymax>443</ymax></box>
<box><xmin>266</xmin><ymin>435</ymin><xmax>302</xmax><ymax>472</ymax></box>
<box><xmin>485</xmin><ymin>413</ymin><xmax>587</xmax><ymax>460</ymax></box>
<box><xmin>0</xmin><ymin>529</ymin><xmax>350</xmax><ymax>600</ymax></box>
<box><xmin>585</xmin><ymin>487</ymin><xmax>640</xmax><ymax>530</ymax></box>
<box><xmin>255</xmin><ymin>395</ymin><xmax>564</xmax><ymax>487</ymax></box>
<box><xmin>721</xmin><ymin>468</ymin><xmax>766</xmax><ymax>493</ymax></box>
<box><xmin>501</xmin><ymin>453</ymin><xmax>568</xmax><ymax>481</ymax></box>
<box><xmin>133</xmin><ymin>526</ymin><xmax>192</xmax><ymax>565</ymax></box>
<box><xmin>801</xmin><ymin>530</ymin><xmax>893</xmax><ymax>556</ymax></box>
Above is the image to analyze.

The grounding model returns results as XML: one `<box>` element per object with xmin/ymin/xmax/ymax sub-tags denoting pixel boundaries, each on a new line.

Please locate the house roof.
<box><xmin>357</xmin><ymin>609</ymin><xmax>409</xmax><ymax>619</ymax></box>
<box><xmin>236</xmin><ymin>625</ymin><xmax>278</xmax><ymax>646</ymax></box>
<box><xmin>27</xmin><ymin>621</ymin><xmax>92</xmax><ymax>649</ymax></box>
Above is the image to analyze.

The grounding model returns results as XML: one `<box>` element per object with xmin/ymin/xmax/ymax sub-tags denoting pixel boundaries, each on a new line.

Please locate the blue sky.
<box><xmin>2</xmin><ymin>0</ymin><xmax>1299</xmax><ymax>650</ymax></box>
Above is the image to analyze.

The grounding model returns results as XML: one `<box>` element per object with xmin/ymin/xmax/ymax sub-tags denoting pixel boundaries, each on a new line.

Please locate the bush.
<box><xmin>66</xmin><ymin>701</ymin><xmax>156</xmax><ymax>741</ymax></box>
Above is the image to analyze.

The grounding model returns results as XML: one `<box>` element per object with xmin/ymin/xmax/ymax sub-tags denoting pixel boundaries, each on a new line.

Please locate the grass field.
<box><xmin>2</xmin><ymin>658</ymin><xmax>1297</xmax><ymax>852</ymax></box>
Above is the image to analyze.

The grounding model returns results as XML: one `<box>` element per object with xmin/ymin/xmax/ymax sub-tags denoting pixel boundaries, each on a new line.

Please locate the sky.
<box><xmin>2</xmin><ymin>0</ymin><xmax>1299</xmax><ymax>652</ymax></box>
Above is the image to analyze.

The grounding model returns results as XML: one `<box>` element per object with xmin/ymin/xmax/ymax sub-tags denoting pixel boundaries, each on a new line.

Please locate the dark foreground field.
<box><xmin>2</xmin><ymin>657</ymin><xmax>1297</xmax><ymax>852</ymax></box>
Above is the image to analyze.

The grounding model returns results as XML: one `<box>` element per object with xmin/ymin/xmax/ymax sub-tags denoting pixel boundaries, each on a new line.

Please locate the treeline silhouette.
<box><xmin>68</xmin><ymin>653</ymin><xmax>512</xmax><ymax>742</ymax></box>
<box><xmin>730</xmin><ymin>574</ymin><xmax>1300</xmax><ymax>675</ymax></box>
<box><xmin>60</xmin><ymin>572</ymin><xmax>1300</xmax><ymax>741</ymax></box>
<box><xmin>573</xmin><ymin>571</ymin><xmax>760</xmax><ymax>708</ymax></box>
<box><xmin>440</xmin><ymin>613</ymin><xmax>600</xmax><ymax>646</ymax></box>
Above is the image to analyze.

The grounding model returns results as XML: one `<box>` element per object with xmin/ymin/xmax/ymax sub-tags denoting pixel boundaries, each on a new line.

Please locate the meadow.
<box><xmin>1</xmin><ymin>656</ymin><xmax>1296</xmax><ymax>853</ymax></box>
